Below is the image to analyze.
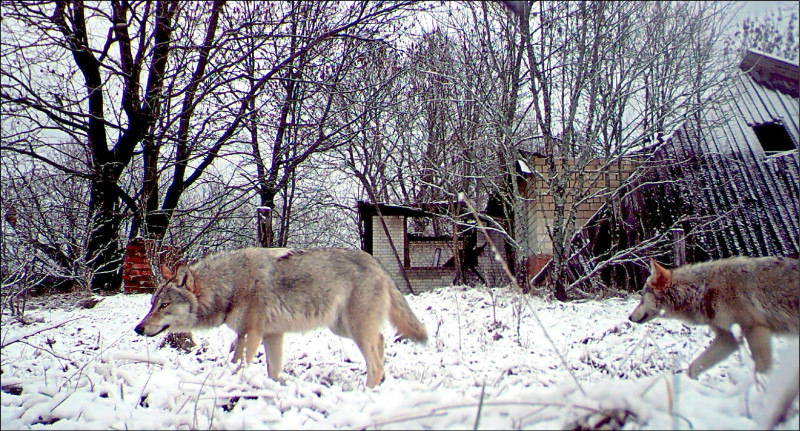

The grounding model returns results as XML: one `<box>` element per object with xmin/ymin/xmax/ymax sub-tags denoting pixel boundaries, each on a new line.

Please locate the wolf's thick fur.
<box><xmin>628</xmin><ymin>256</ymin><xmax>799</xmax><ymax>378</ymax></box>
<box><xmin>134</xmin><ymin>247</ymin><xmax>427</xmax><ymax>388</ymax></box>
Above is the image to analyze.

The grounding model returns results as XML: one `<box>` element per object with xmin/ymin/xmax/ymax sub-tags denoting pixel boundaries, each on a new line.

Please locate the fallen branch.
<box><xmin>14</xmin><ymin>339</ymin><xmax>74</xmax><ymax>364</ymax></box>
<box><xmin>100</xmin><ymin>351</ymin><xmax>167</xmax><ymax>366</ymax></box>
<box><xmin>1</xmin><ymin>317</ymin><xmax>82</xmax><ymax>348</ymax></box>
<box><xmin>364</xmin><ymin>399</ymin><xmax>605</xmax><ymax>429</ymax></box>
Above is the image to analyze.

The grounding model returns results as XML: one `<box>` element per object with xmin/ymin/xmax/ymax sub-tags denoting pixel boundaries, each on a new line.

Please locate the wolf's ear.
<box><xmin>160</xmin><ymin>263</ymin><xmax>175</xmax><ymax>280</ymax></box>
<box><xmin>174</xmin><ymin>263</ymin><xmax>198</xmax><ymax>295</ymax></box>
<box><xmin>649</xmin><ymin>258</ymin><xmax>671</xmax><ymax>290</ymax></box>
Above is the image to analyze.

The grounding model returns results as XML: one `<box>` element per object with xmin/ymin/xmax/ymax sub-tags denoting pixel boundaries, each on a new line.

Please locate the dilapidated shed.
<box><xmin>357</xmin><ymin>201</ymin><xmax>509</xmax><ymax>293</ymax></box>
<box><xmin>536</xmin><ymin>49</ymin><xmax>799</xmax><ymax>295</ymax></box>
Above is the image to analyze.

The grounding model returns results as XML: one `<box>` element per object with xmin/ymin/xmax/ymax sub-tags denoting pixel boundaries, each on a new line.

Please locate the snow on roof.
<box><xmin>739</xmin><ymin>49</ymin><xmax>799</xmax><ymax>98</ymax></box>
<box><xmin>517</xmin><ymin>159</ymin><xmax>532</xmax><ymax>175</ymax></box>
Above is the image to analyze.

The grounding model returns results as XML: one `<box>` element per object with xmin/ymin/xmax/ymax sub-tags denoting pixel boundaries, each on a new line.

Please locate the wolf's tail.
<box><xmin>388</xmin><ymin>286</ymin><xmax>428</xmax><ymax>343</ymax></box>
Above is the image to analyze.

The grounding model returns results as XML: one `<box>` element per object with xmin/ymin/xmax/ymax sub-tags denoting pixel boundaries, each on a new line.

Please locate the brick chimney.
<box><xmin>122</xmin><ymin>238</ymin><xmax>180</xmax><ymax>293</ymax></box>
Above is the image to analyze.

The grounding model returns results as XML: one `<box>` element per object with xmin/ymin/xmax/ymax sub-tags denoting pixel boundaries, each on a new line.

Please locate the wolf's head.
<box><xmin>134</xmin><ymin>263</ymin><xmax>201</xmax><ymax>336</ymax></box>
<box><xmin>628</xmin><ymin>259</ymin><xmax>673</xmax><ymax>324</ymax></box>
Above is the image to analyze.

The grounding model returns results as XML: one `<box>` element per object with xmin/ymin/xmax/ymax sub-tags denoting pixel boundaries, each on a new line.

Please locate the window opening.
<box><xmin>752</xmin><ymin>121</ymin><xmax>796</xmax><ymax>153</ymax></box>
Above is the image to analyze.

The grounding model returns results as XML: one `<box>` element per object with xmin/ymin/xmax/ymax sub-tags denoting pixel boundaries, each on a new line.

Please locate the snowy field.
<box><xmin>1</xmin><ymin>285</ymin><xmax>798</xmax><ymax>430</ymax></box>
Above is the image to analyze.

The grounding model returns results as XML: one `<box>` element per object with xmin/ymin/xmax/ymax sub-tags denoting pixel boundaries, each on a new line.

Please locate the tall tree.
<box><xmin>2</xmin><ymin>1</ymin><xmax>185</xmax><ymax>291</ymax></box>
<box><xmin>1</xmin><ymin>1</ymin><xmax>415</xmax><ymax>291</ymax></box>
<box><xmin>229</xmin><ymin>1</ymin><xmax>416</xmax><ymax>247</ymax></box>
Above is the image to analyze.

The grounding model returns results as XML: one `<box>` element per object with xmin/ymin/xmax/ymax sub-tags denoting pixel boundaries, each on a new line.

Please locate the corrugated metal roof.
<box><xmin>739</xmin><ymin>49</ymin><xmax>799</xmax><ymax>98</ymax></box>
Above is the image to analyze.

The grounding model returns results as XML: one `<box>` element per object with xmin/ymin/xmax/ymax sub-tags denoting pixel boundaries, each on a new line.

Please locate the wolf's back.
<box><xmin>388</xmin><ymin>286</ymin><xmax>428</xmax><ymax>342</ymax></box>
<box><xmin>680</xmin><ymin>256</ymin><xmax>799</xmax><ymax>333</ymax></box>
<box><xmin>754</xmin><ymin>257</ymin><xmax>800</xmax><ymax>333</ymax></box>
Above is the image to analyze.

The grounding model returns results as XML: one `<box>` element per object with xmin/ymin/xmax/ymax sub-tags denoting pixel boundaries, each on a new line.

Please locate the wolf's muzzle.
<box><xmin>628</xmin><ymin>310</ymin><xmax>653</xmax><ymax>324</ymax></box>
<box><xmin>134</xmin><ymin>323</ymin><xmax>167</xmax><ymax>336</ymax></box>
<box><xmin>134</xmin><ymin>324</ymin><xmax>146</xmax><ymax>335</ymax></box>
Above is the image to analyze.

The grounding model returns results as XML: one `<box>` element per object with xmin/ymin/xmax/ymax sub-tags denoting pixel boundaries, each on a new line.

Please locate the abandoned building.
<box><xmin>514</xmin><ymin>155</ymin><xmax>640</xmax><ymax>282</ymax></box>
<box><xmin>357</xmin><ymin>201</ymin><xmax>509</xmax><ymax>294</ymax></box>
<box><xmin>528</xmin><ymin>49</ymin><xmax>799</xmax><ymax>295</ymax></box>
<box><xmin>357</xmin><ymin>50</ymin><xmax>797</xmax><ymax>297</ymax></box>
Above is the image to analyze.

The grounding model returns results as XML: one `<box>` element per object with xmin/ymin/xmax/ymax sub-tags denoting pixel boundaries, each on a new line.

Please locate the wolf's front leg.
<box><xmin>231</xmin><ymin>334</ymin><xmax>250</xmax><ymax>374</ymax></box>
<box><xmin>742</xmin><ymin>326</ymin><xmax>772</xmax><ymax>373</ymax></box>
<box><xmin>263</xmin><ymin>333</ymin><xmax>284</xmax><ymax>383</ymax></box>
<box><xmin>231</xmin><ymin>334</ymin><xmax>245</xmax><ymax>364</ymax></box>
<box><xmin>688</xmin><ymin>328</ymin><xmax>738</xmax><ymax>379</ymax></box>
<box><xmin>244</xmin><ymin>327</ymin><xmax>264</xmax><ymax>366</ymax></box>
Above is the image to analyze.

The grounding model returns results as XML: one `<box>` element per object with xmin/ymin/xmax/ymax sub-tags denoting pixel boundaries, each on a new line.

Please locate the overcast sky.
<box><xmin>737</xmin><ymin>0</ymin><xmax>795</xmax><ymax>20</ymax></box>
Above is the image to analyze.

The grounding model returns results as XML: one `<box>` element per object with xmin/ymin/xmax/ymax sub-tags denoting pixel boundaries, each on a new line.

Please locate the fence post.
<box><xmin>671</xmin><ymin>228</ymin><xmax>686</xmax><ymax>266</ymax></box>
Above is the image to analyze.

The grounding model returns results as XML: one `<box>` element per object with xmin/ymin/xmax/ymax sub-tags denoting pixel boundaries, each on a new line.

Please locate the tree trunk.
<box><xmin>257</xmin><ymin>203</ymin><xmax>275</xmax><ymax>248</ymax></box>
<box><xmin>86</xmin><ymin>178</ymin><xmax>124</xmax><ymax>291</ymax></box>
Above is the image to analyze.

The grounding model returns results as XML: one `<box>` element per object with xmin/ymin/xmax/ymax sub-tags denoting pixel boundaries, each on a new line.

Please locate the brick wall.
<box><xmin>370</xmin><ymin>215</ymin><xmax>405</xmax><ymax>285</ymax></box>
<box><xmin>405</xmin><ymin>267</ymin><xmax>454</xmax><ymax>293</ymax></box>
<box><xmin>518</xmin><ymin>157</ymin><xmax>638</xmax><ymax>256</ymax></box>
<box><xmin>371</xmin><ymin>215</ymin><xmax>455</xmax><ymax>294</ymax></box>
<box><xmin>122</xmin><ymin>238</ymin><xmax>181</xmax><ymax>293</ymax></box>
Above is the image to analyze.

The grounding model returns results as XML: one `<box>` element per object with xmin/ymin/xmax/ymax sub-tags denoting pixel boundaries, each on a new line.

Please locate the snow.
<box><xmin>2</xmin><ymin>286</ymin><xmax>798</xmax><ymax>430</ymax></box>
<box><xmin>517</xmin><ymin>159</ymin><xmax>533</xmax><ymax>175</ymax></box>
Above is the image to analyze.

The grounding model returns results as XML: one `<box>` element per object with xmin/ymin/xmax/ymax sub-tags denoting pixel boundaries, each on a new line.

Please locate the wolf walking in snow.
<box><xmin>628</xmin><ymin>256</ymin><xmax>799</xmax><ymax>378</ymax></box>
<box><xmin>134</xmin><ymin>247</ymin><xmax>427</xmax><ymax>388</ymax></box>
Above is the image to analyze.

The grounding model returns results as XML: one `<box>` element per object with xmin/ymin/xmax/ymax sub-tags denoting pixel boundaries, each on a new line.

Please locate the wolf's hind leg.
<box><xmin>688</xmin><ymin>328</ymin><xmax>738</xmax><ymax>379</ymax></box>
<box><xmin>378</xmin><ymin>333</ymin><xmax>385</xmax><ymax>364</ymax></box>
<box><xmin>262</xmin><ymin>333</ymin><xmax>284</xmax><ymax>382</ymax></box>
<box><xmin>353</xmin><ymin>329</ymin><xmax>385</xmax><ymax>388</ymax></box>
<box><xmin>743</xmin><ymin>326</ymin><xmax>772</xmax><ymax>373</ymax></box>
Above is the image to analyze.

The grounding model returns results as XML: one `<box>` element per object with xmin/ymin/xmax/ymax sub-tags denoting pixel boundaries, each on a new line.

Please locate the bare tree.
<box><xmin>1</xmin><ymin>145</ymin><xmax>89</xmax><ymax>317</ymax></box>
<box><xmin>396</xmin><ymin>3</ymin><xmax>529</xmax><ymax>282</ymax></box>
<box><xmin>1</xmin><ymin>1</ymin><xmax>416</xmax><ymax>292</ymax></box>
<box><xmin>508</xmin><ymin>1</ymin><xmax>739</xmax><ymax>299</ymax></box>
<box><xmin>1</xmin><ymin>1</ymin><xmax>743</xmax><ymax>299</ymax></box>
<box><xmin>224</xmin><ymin>1</ymin><xmax>416</xmax><ymax>247</ymax></box>
<box><xmin>0</xmin><ymin>2</ymin><xmax>230</xmax><ymax>291</ymax></box>
<box><xmin>331</xmin><ymin>36</ymin><xmax>419</xmax><ymax>290</ymax></box>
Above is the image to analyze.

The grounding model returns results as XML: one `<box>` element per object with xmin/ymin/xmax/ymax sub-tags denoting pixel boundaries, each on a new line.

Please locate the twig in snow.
<box><xmin>136</xmin><ymin>367</ymin><xmax>157</xmax><ymax>410</ymax></box>
<box><xmin>366</xmin><ymin>400</ymin><xmax>603</xmax><ymax>429</ymax></box>
<box><xmin>193</xmin><ymin>368</ymin><xmax>215</xmax><ymax>430</ymax></box>
<box><xmin>473</xmin><ymin>382</ymin><xmax>486</xmax><ymax>430</ymax></box>
<box><xmin>14</xmin><ymin>339</ymin><xmax>73</xmax><ymax>366</ymax></box>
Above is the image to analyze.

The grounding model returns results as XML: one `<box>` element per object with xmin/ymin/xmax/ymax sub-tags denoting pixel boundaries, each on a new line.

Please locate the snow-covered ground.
<box><xmin>2</xmin><ymin>286</ymin><xmax>797</xmax><ymax>429</ymax></box>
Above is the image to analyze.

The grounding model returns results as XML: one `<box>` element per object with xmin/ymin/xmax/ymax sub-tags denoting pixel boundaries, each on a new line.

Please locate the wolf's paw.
<box><xmin>233</xmin><ymin>360</ymin><xmax>250</xmax><ymax>375</ymax></box>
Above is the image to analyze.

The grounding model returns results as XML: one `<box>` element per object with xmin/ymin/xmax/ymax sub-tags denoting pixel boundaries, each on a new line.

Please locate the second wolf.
<box><xmin>134</xmin><ymin>247</ymin><xmax>428</xmax><ymax>388</ymax></box>
<box><xmin>629</xmin><ymin>256</ymin><xmax>799</xmax><ymax>379</ymax></box>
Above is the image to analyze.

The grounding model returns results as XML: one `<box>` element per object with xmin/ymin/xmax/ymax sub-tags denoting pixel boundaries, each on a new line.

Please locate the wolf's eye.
<box><xmin>159</xmin><ymin>302</ymin><xmax>170</xmax><ymax>310</ymax></box>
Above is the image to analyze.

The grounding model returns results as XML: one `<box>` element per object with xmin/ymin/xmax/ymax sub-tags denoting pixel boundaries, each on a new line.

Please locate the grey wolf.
<box><xmin>628</xmin><ymin>256</ymin><xmax>799</xmax><ymax>378</ymax></box>
<box><xmin>134</xmin><ymin>247</ymin><xmax>428</xmax><ymax>388</ymax></box>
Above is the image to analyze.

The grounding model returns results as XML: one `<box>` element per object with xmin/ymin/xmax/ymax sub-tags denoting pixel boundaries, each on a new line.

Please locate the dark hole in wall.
<box><xmin>752</xmin><ymin>122</ymin><xmax>796</xmax><ymax>153</ymax></box>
